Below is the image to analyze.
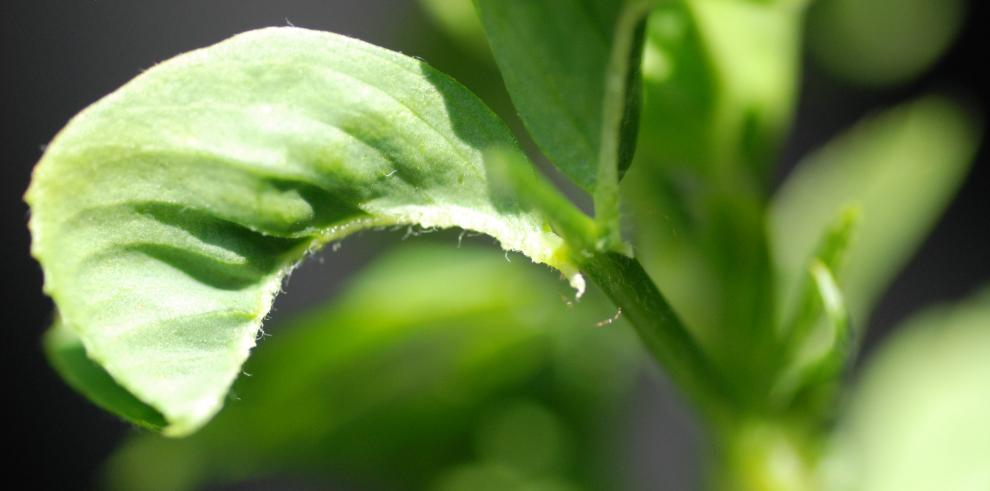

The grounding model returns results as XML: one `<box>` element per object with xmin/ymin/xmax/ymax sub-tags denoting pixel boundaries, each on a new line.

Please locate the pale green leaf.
<box><xmin>474</xmin><ymin>0</ymin><xmax>648</xmax><ymax>192</ymax></box>
<box><xmin>769</xmin><ymin>208</ymin><xmax>858</xmax><ymax>410</ymax></box>
<box><xmin>824</xmin><ymin>289</ymin><xmax>990</xmax><ymax>491</ymax></box>
<box><xmin>772</xmin><ymin>97</ymin><xmax>980</xmax><ymax>324</ymax></box>
<box><xmin>778</xmin><ymin>207</ymin><xmax>858</xmax><ymax>355</ymax></box>
<box><xmin>772</xmin><ymin>260</ymin><xmax>854</xmax><ymax>411</ymax></box>
<box><xmin>635</xmin><ymin>0</ymin><xmax>801</xmax><ymax>179</ymax></box>
<box><xmin>26</xmin><ymin>27</ymin><xmax>582</xmax><ymax>436</ymax></box>
<box><xmin>808</xmin><ymin>0</ymin><xmax>965</xmax><ymax>86</ymax></box>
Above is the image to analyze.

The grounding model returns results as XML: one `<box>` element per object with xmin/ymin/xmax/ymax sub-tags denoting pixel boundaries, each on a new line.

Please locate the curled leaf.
<box><xmin>27</xmin><ymin>27</ymin><xmax>579</xmax><ymax>435</ymax></box>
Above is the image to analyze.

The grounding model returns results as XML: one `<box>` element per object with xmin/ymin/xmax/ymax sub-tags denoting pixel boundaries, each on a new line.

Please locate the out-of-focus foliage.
<box><xmin>625</xmin><ymin>0</ymin><xmax>802</xmax><ymax>398</ymax></box>
<box><xmin>807</xmin><ymin>0</ymin><xmax>966</xmax><ymax>86</ymax></box>
<box><xmin>824</xmin><ymin>289</ymin><xmax>990</xmax><ymax>491</ymax></box>
<box><xmin>419</xmin><ymin>0</ymin><xmax>488</xmax><ymax>57</ymax></box>
<box><xmin>772</xmin><ymin>97</ymin><xmax>980</xmax><ymax>324</ymax></box>
<box><xmin>770</xmin><ymin>208</ymin><xmax>856</xmax><ymax>416</ymax></box>
<box><xmin>636</xmin><ymin>1</ymin><xmax>801</xmax><ymax>176</ymax></box>
<box><xmin>103</xmin><ymin>244</ymin><xmax>642</xmax><ymax>491</ymax></box>
<box><xmin>769</xmin><ymin>97</ymin><xmax>979</xmax><ymax>426</ymax></box>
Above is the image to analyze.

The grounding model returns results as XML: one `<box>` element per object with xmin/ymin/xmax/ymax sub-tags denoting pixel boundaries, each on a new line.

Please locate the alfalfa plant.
<box><xmin>26</xmin><ymin>0</ymin><xmax>986</xmax><ymax>489</ymax></box>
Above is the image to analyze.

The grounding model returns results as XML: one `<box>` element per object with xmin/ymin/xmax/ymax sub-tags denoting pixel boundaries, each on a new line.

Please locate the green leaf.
<box><xmin>484</xmin><ymin>148</ymin><xmax>597</xmax><ymax>253</ymax></box>
<box><xmin>772</xmin><ymin>97</ymin><xmax>980</xmax><ymax>324</ymax></box>
<box><xmin>807</xmin><ymin>0</ymin><xmax>965</xmax><ymax>86</ymax></box>
<box><xmin>102</xmin><ymin>244</ymin><xmax>641</xmax><ymax>491</ymax></box>
<box><xmin>419</xmin><ymin>0</ymin><xmax>489</xmax><ymax>57</ymax></box>
<box><xmin>771</xmin><ymin>261</ymin><xmax>854</xmax><ymax>412</ymax></box>
<box><xmin>768</xmin><ymin>207</ymin><xmax>858</xmax><ymax>411</ymax></box>
<box><xmin>474</xmin><ymin>0</ymin><xmax>649</xmax><ymax>194</ymax></box>
<box><xmin>624</xmin><ymin>1</ymin><xmax>802</xmax><ymax>387</ymax></box>
<box><xmin>44</xmin><ymin>321</ymin><xmax>166</xmax><ymax>431</ymax></box>
<box><xmin>778</xmin><ymin>207</ymin><xmax>858</xmax><ymax>356</ymax></box>
<box><xmin>26</xmin><ymin>27</ymin><xmax>582</xmax><ymax>436</ymax></box>
<box><xmin>635</xmin><ymin>0</ymin><xmax>801</xmax><ymax>179</ymax></box>
<box><xmin>824</xmin><ymin>289</ymin><xmax>990</xmax><ymax>491</ymax></box>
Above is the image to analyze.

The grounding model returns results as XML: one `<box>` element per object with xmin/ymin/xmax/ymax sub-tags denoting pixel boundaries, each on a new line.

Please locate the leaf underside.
<box><xmin>27</xmin><ymin>27</ymin><xmax>577</xmax><ymax>436</ymax></box>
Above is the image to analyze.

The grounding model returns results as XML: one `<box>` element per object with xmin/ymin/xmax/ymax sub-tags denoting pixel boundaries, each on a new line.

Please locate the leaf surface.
<box><xmin>474</xmin><ymin>0</ymin><xmax>647</xmax><ymax>192</ymax></box>
<box><xmin>27</xmin><ymin>27</ymin><xmax>577</xmax><ymax>436</ymax></box>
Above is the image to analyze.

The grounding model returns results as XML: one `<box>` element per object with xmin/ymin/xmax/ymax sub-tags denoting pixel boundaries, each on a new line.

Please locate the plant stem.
<box><xmin>578</xmin><ymin>251</ymin><xmax>730</xmax><ymax>414</ymax></box>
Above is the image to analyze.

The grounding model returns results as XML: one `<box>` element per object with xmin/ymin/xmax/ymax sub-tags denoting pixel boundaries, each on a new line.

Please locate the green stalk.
<box><xmin>593</xmin><ymin>0</ymin><xmax>662</xmax><ymax>249</ymax></box>
<box><xmin>490</xmin><ymin>148</ymin><xmax>727</xmax><ymax>414</ymax></box>
<box><xmin>578</xmin><ymin>252</ymin><xmax>731</xmax><ymax>416</ymax></box>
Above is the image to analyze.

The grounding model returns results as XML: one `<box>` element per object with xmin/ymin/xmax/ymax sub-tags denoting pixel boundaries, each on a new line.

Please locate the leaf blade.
<box><xmin>27</xmin><ymin>27</ymin><xmax>579</xmax><ymax>435</ymax></box>
<box><xmin>474</xmin><ymin>0</ymin><xmax>647</xmax><ymax>192</ymax></box>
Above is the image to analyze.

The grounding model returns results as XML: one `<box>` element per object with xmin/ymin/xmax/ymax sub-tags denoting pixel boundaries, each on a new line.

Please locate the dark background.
<box><xmin>2</xmin><ymin>1</ymin><xmax>986</xmax><ymax>489</ymax></box>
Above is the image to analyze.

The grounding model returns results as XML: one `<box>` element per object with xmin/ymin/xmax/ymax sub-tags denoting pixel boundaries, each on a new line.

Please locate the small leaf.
<box><xmin>771</xmin><ymin>208</ymin><xmax>858</xmax><ymax>411</ymax></box>
<box><xmin>771</xmin><ymin>261</ymin><xmax>855</xmax><ymax>410</ymax></box>
<box><xmin>26</xmin><ymin>27</ymin><xmax>581</xmax><ymax>436</ymax></box>
<box><xmin>778</xmin><ymin>206</ymin><xmax>859</xmax><ymax>353</ymax></box>
<box><xmin>824</xmin><ymin>289</ymin><xmax>990</xmax><ymax>491</ymax></box>
<box><xmin>475</xmin><ymin>0</ymin><xmax>648</xmax><ymax>192</ymax></box>
<box><xmin>772</xmin><ymin>97</ymin><xmax>980</xmax><ymax>324</ymax></box>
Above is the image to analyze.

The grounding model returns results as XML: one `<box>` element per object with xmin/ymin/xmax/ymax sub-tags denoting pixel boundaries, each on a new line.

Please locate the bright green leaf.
<box><xmin>474</xmin><ymin>0</ymin><xmax>648</xmax><ymax>193</ymax></box>
<box><xmin>824</xmin><ymin>289</ymin><xmax>990</xmax><ymax>491</ymax></box>
<box><xmin>772</xmin><ymin>97</ymin><xmax>980</xmax><ymax>324</ymax></box>
<box><xmin>635</xmin><ymin>0</ymin><xmax>801</xmax><ymax>179</ymax></box>
<box><xmin>26</xmin><ymin>27</ymin><xmax>583</xmax><ymax>436</ymax></box>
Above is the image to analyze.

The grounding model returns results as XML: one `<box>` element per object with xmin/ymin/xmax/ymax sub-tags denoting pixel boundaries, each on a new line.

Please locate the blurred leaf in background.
<box><xmin>824</xmin><ymin>288</ymin><xmax>990</xmax><ymax>491</ymax></box>
<box><xmin>806</xmin><ymin>0</ymin><xmax>966</xmax><ymax>86</ymax></box>
<box><xmin>772</xmin><ymin>97</ymin><xmax>980</xmax><ymax>326</ymax></box>
<box><xmin>419</xmin><ymin>0</ymin><xmax>488</xmax><ymax>58</ymax></box>
<box><xmin>101</xmin><ymin>244</ymin><xmax>643</xmax><ymax>491</ymax></box>
<box><xmin>624</xmin><ymin>0</ymin><xmax>802</xmax><ymax>391</ymax></box>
